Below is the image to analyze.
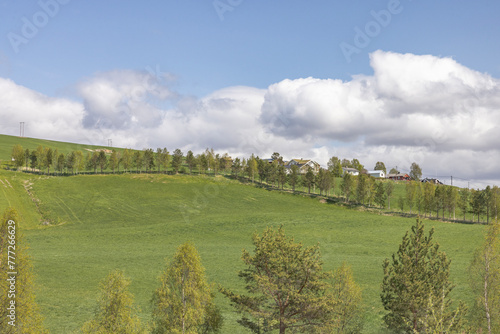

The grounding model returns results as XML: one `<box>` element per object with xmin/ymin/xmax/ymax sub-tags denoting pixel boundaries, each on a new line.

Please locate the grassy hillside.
<box><xmin>0</xmin><ymin>134</ymin><xmax>121</xmax><ymax>162</ymax></box>
<box><xmin>0</xmin><ymin>134</ymin><xmax>487</xmax><ymax>332</ymax></box>
<box><xmin>0</xmin><ymin>169</ymin><xmax>484</xmax><ymax>333</ymax></box>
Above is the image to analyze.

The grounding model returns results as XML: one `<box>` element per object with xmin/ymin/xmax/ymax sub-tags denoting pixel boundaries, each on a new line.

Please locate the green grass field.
<box><xmin>0</xmin><ymin>134</ymin><xmax>488</xmax><ymax>333</ymax></box>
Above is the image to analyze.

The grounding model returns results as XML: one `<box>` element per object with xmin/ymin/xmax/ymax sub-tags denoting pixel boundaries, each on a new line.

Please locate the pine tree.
<box><xmin>0</xmin><ymin>208</ymin><xmax>48</xmax><ymax>333</ymax></box>
<box><xmin>381</xmin><ymin>218</ymin><xmax>467</xmax><ymax>333</ymax></box>
<box><xmin>81</xmin><ymin>270</ymin><xmax>146</xmax><ymax>334</ymax></box>
<box><xmin>220</xmin><ymin>226</ymin><xmax>360</xmax><ymax>334</ymax></box>
<box><xmin>151</xmin><ymin>242</ymin><xmax>222</xmax><ymax>334</ymax></box>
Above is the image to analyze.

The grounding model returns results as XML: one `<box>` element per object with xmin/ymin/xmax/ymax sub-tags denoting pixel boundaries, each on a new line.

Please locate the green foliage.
<box><xmin>374</xmin><ymin>162</ymin><xmax>386</xmax><ymax>174</ymax></box>
<box><xmin>122</xmin><ymin>149</ymin><xmax>133</xmax><ymax>172</ymax></box>
<box><xmin>221</xmin><ymin>226</ymin><xmax>345</xmax><ymax>334</ymax></box>
<box><xmin>143</xmin><ymin>149</ymin><xmax>155</xmax><ymax>172</ymax></box>
<box><xmin>381</xmin><ymin>219</ymin><xmax>467</xmax><ymax>333</ymax></box>
<box><xmin>328</xmin><ymin>157</ymin><xmax>343</xmax><ymax>177</ymax></box>
<box><xmin>302</xmin><ymin>167</ymin><xmax>315</xmax><ymax>194</ymax></box>
<box><xmin>341</xmin><ymin>173</ymin><xmax>354</xmax><ymax>202</ymax></box>
<box><xmin>0</xmin><ymin>208</ymin><xmax>48</xmax><ymax>333</ymax></box>
<box><xmin>356</xmin><ymin>174</ymin><xmax>368</xmax><ymax>204</ymax></box>
<box><xmin>133</xmin><ymin>151</ymin><xmax>143</xmax><ymax>172</ymax></box>
<box><xmin>397</xmin><ymin>196</ymin><xmax>405</xmax><ymax>212</ymax></box>
<box><xmin>317</xmin><ymin>168</ymin><xmax>332</xmax><ymax>196</ymax></box>
<box><xmin>288</xmin><ymin>164</ymin><xmax>299</xmax><ymax>191</ymax></box>
<box><xmin>386</xmin><ymin>182</ymin><xmax>394</xmax><ymax>210</ymax></box>
<box><xmin>108</xmin><ymin>150</ymin><xmax>120</xmax><ymax>173</ymax></box>
<box><xmin>423</xmin><ymin>182</ymin><xmax>436</xmax><ymax>217</ymax></box>
<box><xmin>11</xmin><ymin>144</ymin><xmax>25</xmax><ymax>169</ymax></box>
<box><xmin>151</xmin><ymin>242</ymin><xmax>222</xmax><ymax>334</ymax></box>
<box><xmin>331</xmin><ymin>263</ymin><xmax>364</xmax><ymax>333</ymax></box>
<box><xmin>405</xmin><ymin>182</ymin><xmax>417</xmax><ymax>214</ymax></box>
<box><xmin>277</xmin><ymin>165</ymin><xmax>287</xmax><ymax>190</ymax></box>
<box><xmin>351</xmin><ymin>159</ymin><xmax>364</xmax><ymax>173</ymax></box>
<box><xmin>171</xmin><ymin>149</ymin><xmax>184</xmax><ymax>174</ymax></box>
<box><xmin>375</xmin><ymin>182</ymin><xmax>387</xmax><ymax>208</ymax></box>
<box><xmin>186</xmin><ymin>150</ymin><xmax>197</xmax><ymax>174</ymax></box>
<box><xmin>469</xmin><ymin>222</ymin><xmax>500</xmax><ymax>333</ymax></box>
<box><xmin>0</xmin><ymin>155</ymin><xmax>486</xmax><ymax>334</ymax></box>
<box><xmin>246</xmin><ymin>154</ymin><xmax>257</xmax><ymax>183</ymax></box>
<box><xmin>409</xmin><ymin>162</ymin><xmax>422</xmax><ymax>181</ymax></box>
<box><xmin>81</xmin><ymin>270</ymin><xmax>146</xmax><ymax>334</ymax></box>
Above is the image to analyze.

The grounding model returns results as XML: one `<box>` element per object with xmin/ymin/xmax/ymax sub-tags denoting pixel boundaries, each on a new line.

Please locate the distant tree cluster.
<box><xmin>396</xmin><ymin>181</ymin><xmax>500</xmax><ymax>224</ymax></box>
<box><xmin>10</xmin><ymin>144</ymin><xmax>500</xmax><ymax>223</ymax></box>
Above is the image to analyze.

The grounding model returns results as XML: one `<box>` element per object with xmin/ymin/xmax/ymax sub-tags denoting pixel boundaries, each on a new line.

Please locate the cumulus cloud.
<box><xmin>78</xmin><ymin>69</ymin><xmax>175</xmax><ymax>130</ymax></box>
<box><xmin>261</xmin><ymin>51</ymin><xmax>500</xmax><ymax>153</ymax></box>
<box><xmin>1</xmin><ymin>51</ymin><xmax>500</xmax><ymax>185</ymax></box>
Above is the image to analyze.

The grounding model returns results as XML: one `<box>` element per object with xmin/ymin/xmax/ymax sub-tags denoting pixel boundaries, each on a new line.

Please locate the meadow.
<box><xmin>0</xmin><ymin>135</ymin><xmax>487</xmax><ymax>333</ymax></box>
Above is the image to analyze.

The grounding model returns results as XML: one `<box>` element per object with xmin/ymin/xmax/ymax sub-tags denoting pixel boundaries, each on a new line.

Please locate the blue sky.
<box><xmin>1</xmin><ymin>0</ymin><xmax>500</xmax><ymax>186</ymax></box>
<box><xmin>2</xmin><ymin>1</ymin><xmax>500</xmax><ymax>97</ymax></box>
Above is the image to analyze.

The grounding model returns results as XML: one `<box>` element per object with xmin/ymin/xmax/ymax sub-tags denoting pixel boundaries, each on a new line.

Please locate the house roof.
<box><xmin>367</xmin><ymin>170</ymin><xmax>385</xmax><ymax>174</ymax></box>
<box><xmin>387</xmin><ymin>173</ymin><xmax>410</xmax><ymax>178</ymax></box>
<box><xmin>291</xmin><ymin>159</ymin><xmax>310</xmax><ymax>164</ymax></box>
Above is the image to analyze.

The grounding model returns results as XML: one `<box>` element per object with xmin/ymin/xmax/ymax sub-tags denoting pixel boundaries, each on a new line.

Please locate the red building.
<box><xmin>387</xmin><ymin>173</ymin><xmax>411</xmax><ymax>181</ymax></box>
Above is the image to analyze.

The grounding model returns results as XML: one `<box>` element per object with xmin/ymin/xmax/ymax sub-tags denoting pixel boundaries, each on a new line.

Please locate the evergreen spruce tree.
<box><xmin>381</xmin><ymin>218</ymin><xmax>467</xmax><ymax>333</ymax></box>
<box><xmin>0</xmin><ymin>208</ymin><xmax>47</xmax><ymax>333</ymax></box>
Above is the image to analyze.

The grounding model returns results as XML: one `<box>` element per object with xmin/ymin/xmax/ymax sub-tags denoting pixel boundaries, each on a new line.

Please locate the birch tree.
<box><xmin>469</xmin><ymin>223</ymin><xmax>500</xmax><ymax>334</ymax></box>
<box><xmin>151</xmin><ymin>242</ymin><xmax>222</xmax><ymax>334</ymax></box>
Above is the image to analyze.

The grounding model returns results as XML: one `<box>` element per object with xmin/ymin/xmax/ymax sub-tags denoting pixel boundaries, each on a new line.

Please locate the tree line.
<box><xmin>10</xmin><ymin>144</ymin><xmax>499</xmax><ymax>223</ymax></box>
<box><xmin>2</xmin><ymin>207</ymin><xmax>500</xmax><ymax>333</ymax></box>
<box><xmin>10</xmin><ymin>144</ymin><xmax>233</xmax><ymax>176</ymax></box>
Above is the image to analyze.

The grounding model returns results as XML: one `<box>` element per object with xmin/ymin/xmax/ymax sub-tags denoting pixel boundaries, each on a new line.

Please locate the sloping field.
<box><xmin>0</xmin><ymin>134</ymin><xmax>119</xmax><ymax>162</ymax></box>
<box><xmin>0</xmin><ymin>172</ymin><xmax>481</xmax><ymax>333</ymax></box>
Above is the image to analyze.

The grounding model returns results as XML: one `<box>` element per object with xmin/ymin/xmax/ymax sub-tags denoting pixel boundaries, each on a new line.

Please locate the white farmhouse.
<box><xmin>367</xmin><ymin>170</ymin><xmax>386</xmax><ymax>178</ymax></box>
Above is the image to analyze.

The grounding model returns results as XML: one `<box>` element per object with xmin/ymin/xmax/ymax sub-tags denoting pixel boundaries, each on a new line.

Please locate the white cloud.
<box><xmin>1</xmin><ymin>51</ymin><xmax>500</xmax><ymax>186</ymax></box>
<box><xmin>78</xmin><ymin>69</ymin><xmax>174</xmax><ymax>130</ymax></box>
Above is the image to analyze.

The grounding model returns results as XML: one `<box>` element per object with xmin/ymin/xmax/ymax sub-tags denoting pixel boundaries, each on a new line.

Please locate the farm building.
<box><xmin>421</xmin><ymin>178</ymin><xmax>443</xmax><ymax>185</ymax></box>
<box><xmin>342</xmin><ymin>167</ymin><xmax>359</xmax><ymax>176</ymax></box>
<box><xmin>367</xmin><ymin>170</ymin><xmax>386</xmax><ymax>178</ymax></box>
<box><xmin>286</xmin><ymin>159</ymin><xmax>321</xmax><ymax>174</ymax></box>
<box><xmin>387</xmin><ymin>172</ymin><xmax>411</xmax><ymax>181</ymax></box>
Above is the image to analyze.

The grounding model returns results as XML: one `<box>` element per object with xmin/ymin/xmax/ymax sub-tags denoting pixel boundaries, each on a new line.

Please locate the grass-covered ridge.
<box><xmin>7</xmin><ymin>173</ymin><xmax>482</xmax><ymax>333</ymax></box>
<box><xmin>0</xmin><ymin>134</ymin><xmax>487</xmax><ymax>332</ymax></box>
